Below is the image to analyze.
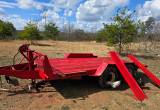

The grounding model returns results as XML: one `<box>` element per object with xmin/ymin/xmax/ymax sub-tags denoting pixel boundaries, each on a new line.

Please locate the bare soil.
<box><xmin>0</xmin><ymin>40</ymin><xmax>160</xmax><ymax>110</ymax></box>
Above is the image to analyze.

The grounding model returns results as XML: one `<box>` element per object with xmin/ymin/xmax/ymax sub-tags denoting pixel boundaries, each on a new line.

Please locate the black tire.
<box><xmin>126</xmin><ymin>64</ymin><xmax>137</xmax><ymax>77</ymax></box>
<box><xmin>98</xmin><ymin>66</ymin><xmax>119</xmax><ymax>88</ymax></box>
<box><xmin>120</xmin><ymin>64</ymin><xmax>137</xmax><ymax>84</ymax></box>
<box><xmin>126</xmin><ymin>64</ymin><xmax>145</xmax><ymax>86</ymax></box>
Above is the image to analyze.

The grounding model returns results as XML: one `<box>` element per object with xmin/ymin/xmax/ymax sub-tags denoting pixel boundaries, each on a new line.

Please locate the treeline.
<box><xmin>0</xmin><ymin>20</ymin><xmax>60</xmax><ymax>40</ymax></box>
<box><xmin>0</xmin><ymin>20</ymin><xmax>16</xmax><ymax>39</ymax></box>
<box><xmin>18</xmin><ymin>22</ymin><xmax>60</xmax><ymax>40</ymax></box>
<box><xmin>58</xmin><ymin>30</ymin><xmax>96</xmax><ymax>41</ymax></box>
<box><xmin>0</xmin><ymin>20</ymin><xmax>96</xmax><ymax>41</ymax></box>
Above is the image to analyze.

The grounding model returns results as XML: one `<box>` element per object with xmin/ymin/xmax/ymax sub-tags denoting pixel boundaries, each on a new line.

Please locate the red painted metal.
<box><xmin>0</xmin><ymin>63</ymin><xmax>48</xmax><ymax>79</ymax></box>
<box><xmin>128</xmin><ymin>54</ymin><xmax>160</xmax><ymax>87</ymax></box>
<box><xmin>0</xmin><ymin>44</ymin><xmax>129</xmax><ymax>80</ymax></box>
<box><xmin>35</xmin><ymin>57</ymin><xmax>113</xmax><ymax>76</ymax></box>
<box><xmin>90</xmin><ymin>63</ymin><xmax>108</xmax><ymax>76</ymax></box>
<box><xmin>0</xmin><ymin>44</ymin><xmax>115</xmax><ymax>79</ymax></box>
<box><xmin>0</xmin><ymin>44</ymin><xmax>159</xmax><ymax>101</ymax></box>
<box><xmin>64</xmin><ymin>53</ymin><xmax>97</xmax><ymax>58</ymax></box>
<box><xmin>110</xmin><ymin>51</ymin><xmax>147</xmax><ymax>101</ymax></box>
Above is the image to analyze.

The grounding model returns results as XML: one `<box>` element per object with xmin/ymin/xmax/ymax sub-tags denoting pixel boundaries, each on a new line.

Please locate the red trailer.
<box><xmin>0</xmin><ymin>44</ymin><xmax>159</xmax><ymax>101</ymax></box>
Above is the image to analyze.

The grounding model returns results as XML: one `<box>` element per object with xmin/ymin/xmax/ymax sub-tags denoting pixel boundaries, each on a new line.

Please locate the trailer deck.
<box><xmin>0</xmin><ymin>44</ymin><xmax>159</xmax><ymax>101</ymax></box>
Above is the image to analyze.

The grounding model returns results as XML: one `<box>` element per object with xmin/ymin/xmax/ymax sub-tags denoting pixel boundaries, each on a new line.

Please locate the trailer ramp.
<box><xmin>128</xmin><ymin>54</ymin><xmax>160</xmax><ymax>87</ymax></box>
<box><xmin>110</xmin><ymin>52</ymin><xmax>147</xmax><ymax>101</ymax></box>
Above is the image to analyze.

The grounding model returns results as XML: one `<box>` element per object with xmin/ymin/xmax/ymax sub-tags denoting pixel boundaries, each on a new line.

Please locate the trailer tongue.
<box><xmin>0</xmin><ymin>44</ymin><xmax>159</xmax><ymax>101</ymax></box>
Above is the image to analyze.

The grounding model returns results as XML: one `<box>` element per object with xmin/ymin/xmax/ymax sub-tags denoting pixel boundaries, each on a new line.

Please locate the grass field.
<box><xmin>0</xmin><ymin>40</ymin><xmax>160</xmax><ymax>110</ymax></box>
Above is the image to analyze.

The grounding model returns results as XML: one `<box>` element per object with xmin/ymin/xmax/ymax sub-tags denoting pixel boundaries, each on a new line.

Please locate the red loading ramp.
<box><xmin>110</xmin><ymin>52</ymin><xmax>147</xmax><ymax>101</ymax></box>
<box><xmin>128</xmin><ymin>54</ymin><xmax>160</xmax><ymax>87</ymax></box>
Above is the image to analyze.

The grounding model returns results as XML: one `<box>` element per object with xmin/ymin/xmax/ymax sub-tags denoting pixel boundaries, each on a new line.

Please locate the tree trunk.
<box><xmin>119</xmin><ymin>35</ymin><xmax>122</xmax><ymax>54</ymax></box>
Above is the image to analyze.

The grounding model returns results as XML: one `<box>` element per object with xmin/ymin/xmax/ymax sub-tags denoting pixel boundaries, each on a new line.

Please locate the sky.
<box><xmin>0</xmin><ymin>0</ymin><xmax>159</xmax><ymax>31</ymax></box>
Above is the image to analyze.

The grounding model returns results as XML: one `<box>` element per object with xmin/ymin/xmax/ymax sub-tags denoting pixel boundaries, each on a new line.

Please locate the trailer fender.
<box><xmin>90</xmin><ymin>63</ymin><xmax>108</xmax><ymax>76</ymax></box>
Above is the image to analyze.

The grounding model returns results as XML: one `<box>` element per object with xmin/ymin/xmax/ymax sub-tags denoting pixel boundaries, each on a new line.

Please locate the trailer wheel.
<box><xmin>126</xmin><ymin>65</ymin><xmax>145</xmax><ymax>86</ymax></box>
<box><xmin>98</xmin><ymin>66</ymin><xmax>119</xmax><ymax>88</ymax></box>
<box><xmin>126</xmin><ymin>64</ymin><xmax>137</xmax><ymax>77</ymax></box>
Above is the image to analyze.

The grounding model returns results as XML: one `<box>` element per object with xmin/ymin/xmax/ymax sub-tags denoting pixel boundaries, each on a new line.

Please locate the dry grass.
<box><xmin>30</xmin><ymin>40</ymin><xmax>114</xmax><ymax>57</ymax></box>
<box><xmin>123</xmin><ymin>41</ymin><xmax>160</xmax><ymax>55</ymax></box>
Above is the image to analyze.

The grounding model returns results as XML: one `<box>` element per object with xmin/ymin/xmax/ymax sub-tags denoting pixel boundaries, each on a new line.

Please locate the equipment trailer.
<box><xmin>0</xmin><ymin>44</ymin><xmax>159</xmax><ymax>101</ymax></box>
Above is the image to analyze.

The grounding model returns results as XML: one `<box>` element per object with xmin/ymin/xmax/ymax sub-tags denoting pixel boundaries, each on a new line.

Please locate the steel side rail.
<box><xmin>128</xmin><ymin>54</ymin><xmax>160</xmax><ymax>87</ymax></box>
<box><xmin>0</xmin><ymin>69</ymin><xmax>47</xmax><ymax>79</ymax></box>
<box><xmin>110</xmin><ymin>52</ymin><xmax>147</xmax><ymax>101</ymax></box>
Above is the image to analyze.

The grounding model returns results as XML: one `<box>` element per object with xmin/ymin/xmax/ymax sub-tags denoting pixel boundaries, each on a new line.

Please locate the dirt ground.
<box><xmin>0</xmin><ymin>40</ymin><xmax>160</xmax><ymax>110</ymax></box>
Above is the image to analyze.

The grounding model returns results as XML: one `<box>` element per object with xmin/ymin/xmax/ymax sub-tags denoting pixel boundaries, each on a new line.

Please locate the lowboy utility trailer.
<box><xmin>0</xmin><ymin>44</ymin><xmax>160</xmax><ymax>101</ymax></box>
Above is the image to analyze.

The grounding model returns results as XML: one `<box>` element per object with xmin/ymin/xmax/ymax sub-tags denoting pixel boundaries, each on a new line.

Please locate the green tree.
<box><xmin>97</xmin><ymin>7</ymin><xmax>138</xmax><ymax>53</ymax></box>
<box><xmin>96</xmin><ymin>28</ymin><xmax>108</xmax><ymax>42</ymax></box>
<box><xmin>113</xmin><ymin>8</ymin><xmax>137</xmax><ymax>53</ymax></box>
<box><xmin>44</xmin><ymin>22</ymin><xmax>59</xmax><ymax>40</ymax></box>
<box><xmin>19</xmin><ymin>22</ymin><xmax>42</xmax><ymax>40</ymax></box>
<box><xmin>0</xmin><ymin>20</ymin><xmax>16</xmax><ymax>39</ymax></box>
<box><xmin>104</xmin><ymin>24</ymin><xmax>119</xmax><ymax>45</ymax></box>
